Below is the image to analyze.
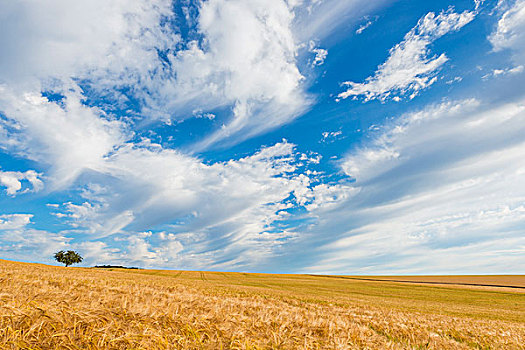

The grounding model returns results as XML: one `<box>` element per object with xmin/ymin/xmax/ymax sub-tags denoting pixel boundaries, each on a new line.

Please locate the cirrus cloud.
<box><xmin>338</xmin><ymin>8</ymin><xmax>475</xmax><ymax>102</ymax></box>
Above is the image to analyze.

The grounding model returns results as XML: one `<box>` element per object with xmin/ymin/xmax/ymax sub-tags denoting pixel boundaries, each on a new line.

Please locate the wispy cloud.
<box><xmin>0</xmin><ymin>0</ymin><xmax>386</xmax><ymax>269</ymax></box>
<box><xmin>338</xmin><ymin>8</ymin><xmax>475</xmax><ymax>102</ymax></box>
<box><xmin>173</xmin><ymin>0</ymin><xmax>311</xmax><ymax>150</ymax></box>
<box><xmin>489</xmin><ymin>0</ymin><xmax>525</xmax><ymax>63</ymax></box>
<box><xmin>1</xmin><ymin>0</ymin><xmax>523</xmax><ymax>273</ymax></box>
<box><xmin>0</xmin><ymin>170</ymin><xmax>42</xmax><ymax>195</ymax></box>
<box><xmin>355</xmin><ymin>16</ymin><xmax>378</xmax><ymax>35</ymax></box>
<box><xmin>0</xmin><ymin>87</ymin><xmax>128</xmax><ymax>190</ymax></box>
<box><xmin>0</xmin><ymin>0</ymin><xmax>382</xmax><ymax>155</ymax></box>
<box><xmin>39</xmin><ymin>140</ymin><xmax>345</xmax><ymax>269</ymax></box>
<box><xmin>309</xmin><ymin>41</ymin><xmax>328</xmax><ymax>67</ymax></box>
<box><xmin>299</xmin><ymin>98</ymin><xmax>525</xmax><ymax>274</ymax></box>
<box><xmin>292</xmin><ymin>0</ymin><xmax>390</xmax><ymax>42</ymax></box>
<box><xmin>0</xmin><ymin>214</ymin><xmax>33</xmax><ymax>230</ymax></box>
<box><xmin>482</xmin><ymin>65</ymin><xmax>524</xmax><ymax>79</ymax></box>
<box><xmin>0</xmin><ymin>214</ymin><xmax>69</xmax><ymax>261</ymax></box>
<box><xmin>320</xmin><ymin>130</ymin><xmax>343</xmax><ymax>143</ymax></box>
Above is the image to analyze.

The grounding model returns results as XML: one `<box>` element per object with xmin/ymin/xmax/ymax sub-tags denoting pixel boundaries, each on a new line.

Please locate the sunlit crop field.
<box><xmin>0</xmin><ymin>259</ymin><xmax>523</xmax><ymax>349</ymax></box>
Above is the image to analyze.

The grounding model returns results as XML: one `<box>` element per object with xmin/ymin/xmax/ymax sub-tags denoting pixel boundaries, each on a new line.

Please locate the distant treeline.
<box><xmin>93</xmin><ymin>265</ymin><xmax>141</xmax><ymax>269</ymax></box>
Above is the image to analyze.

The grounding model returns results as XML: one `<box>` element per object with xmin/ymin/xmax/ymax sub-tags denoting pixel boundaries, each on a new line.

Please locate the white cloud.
<box><xmin>0</xmin><ymin>214</ymin><xmax>70</xmax><ymax>262</ymax></box>
<box><xmin>445</xmin><ymin>76</ymin><xmax>463</xmax><ymax>84</ymax></box>
<box><xmin>475</xmin><ymin>0</ymin><xmax>486</xmax><ymax>11</ymax></box>
<box><xmin>305</xmin><ymin>183</ymin><xmax>358</xmax><ymax>211</ymax></box>
<box><xmin>0</xmin><ymin>0</ymin><xmax>174</xmax><ymax>188</ymax></box>
<box><xmin>0</xmin><ymin>0</ymin><xmax>175</xmax><ymax>89</ymax></box>
<box><xmin>0</xmin><ymin>0</ymin><xmax>318</xmax><ymax>155</ymax></box>
<box><xmin>0</xmin><ymin>87</ymin><xmax>128</xmax><ymax>190</ymax></box>
<box><xmin>0</xmin><ymin>0</ymin><xmax>389</xmax><ymax>167</ymax></box>
<box><xmin>320</xmin><ymin>130</ymin><xmax>343</xmax><ymax>143</ymax></box>
<box><xmin>59</xmin><ymin>201</ymin><xmax>134</xmax><ymax>237</ymax></box>
<box><xmin>0</xmin><ymin>169</ymin><xmax>42</xmax><ymax>195</ymax></box>
<box><xmin>171</xmin><ymin>0</ymin><xmax>311</xmax><ymax>149</ymax></box>
<box><xmin>0</xmin><ymin>214</ymin><xmax>33</xmax><ymax>230</ymax></box>
<box><xmin>309</xmin><ymin>41</ymin><xmax>328</xmax><ymax>66</ymax></box>
<box><xmin>6</xmin><ymin>0</ymin><xmax>520</xmax><ymax>273</ymax></box>
<box><xmin>312</xmin><ymin>48</ymin><xmax>328</xmax><ymax>66</ymax></box>
<box><xmin>496</xmin><ymin>64</ymin><xmax>524</xmax><ymax>74</ymax></box>
<box><xmin>72</xmin><ymin>241</ymin><xmax>121</xmax><ymax>266</ymax></box>
<box><xmin>42</xmin><ymin>140</ymin><xmax>344</xmax><ymax>269</ymax></box>
<box><xmin>192</xmin><ymin>110</ymin><xmax>216</xmax><ymax>120</ymax></box>
<box><xmin>0</xmin><ymin>0</ymin><xmax>307</xmax><ymax>154</ymax></box>
<box><xmin>123</xmin><ymin>233</ymin><xmax>184</xmax><ymax>267</ymax></box>
<box><xmin>0</xmin><ymin>0</ymin><xmax>379</xmax><ymax>269</ymax></box>
<box><xmin>489</xmin><ymin>0</ymin><xmax>525</xmax><ymax>63</ymax></box>
<box><xmin>483</xmin><ymin>65</ymin><xmax>524</xmax><ymax>79</ymax></box>
<box><xmin>355</xmin><ymin>16</ymin><xmax>378</xmax><ymax>35</ymax></box>
<box><xmin>292</xmin><ymin>0</ymin><xmax>389</xmax><ymax>42</ymax></box>
<box><xmin>0</xmin><ymin>228</ymin><xmax>70</xmax><ymax>263</ymax></box>
<box><xmin>300</xmin><ymin>98</ymin><xmax>525</xmax><ymax>274</ymax></box>
<box><xmin>338</xmin><ymin>8</ymin><xmax>475</xmax><ymax>102</ymax></box>
<box><xmin>59</xmin><ymin>86</ymin><xmax>524</xmax><ymax>272</ymax></box>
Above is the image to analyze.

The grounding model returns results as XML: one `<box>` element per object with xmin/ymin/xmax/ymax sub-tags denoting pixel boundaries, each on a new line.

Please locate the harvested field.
<box><xmin>336</xmin><ymin>275</ymin><xmax>525</xmax><ymax>288</ymax></box>
<box><xmin>0</xmin><ymin>259</ymin><xmax>523</xmax><ymax>349</ymax></box>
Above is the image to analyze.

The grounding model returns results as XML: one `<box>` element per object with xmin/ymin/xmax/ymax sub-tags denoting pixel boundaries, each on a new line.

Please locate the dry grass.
<box><xmin>0</xmin><ymin>259</ymin><xmax>523</xmax><ymax>349</ymax></box>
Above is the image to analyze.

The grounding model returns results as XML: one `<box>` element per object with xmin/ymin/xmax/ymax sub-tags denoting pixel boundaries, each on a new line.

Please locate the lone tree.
<box><xmin>54</xmin><ymin>250</ymin><xmax>83</xmax><ymax>267</ymax></box>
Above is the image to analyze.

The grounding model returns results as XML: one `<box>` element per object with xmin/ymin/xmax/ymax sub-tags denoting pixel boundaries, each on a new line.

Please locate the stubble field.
<box><xmin>0</xmin><ymin>259</ymin><xmax>523</xmax><ymax>349</ymax></box>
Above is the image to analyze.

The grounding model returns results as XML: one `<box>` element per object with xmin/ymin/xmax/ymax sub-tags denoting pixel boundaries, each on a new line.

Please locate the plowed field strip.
<box><xmin>307</xmin><ymin>275</ymin><xmax>525</xmax><ymax>289</ymax></box>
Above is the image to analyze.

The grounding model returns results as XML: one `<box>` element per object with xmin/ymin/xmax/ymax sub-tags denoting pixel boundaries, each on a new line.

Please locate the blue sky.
<box><xmin>0</xmin><ymin>0</ymin><xmax>524</xmax><ymax>274</ymax></box>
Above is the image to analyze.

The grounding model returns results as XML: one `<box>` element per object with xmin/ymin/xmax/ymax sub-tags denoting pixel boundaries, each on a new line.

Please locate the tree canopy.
<box><xmin>54</xmin><ymin>250</ymin><xmax>83</xmax><ymax>267</ymax></box>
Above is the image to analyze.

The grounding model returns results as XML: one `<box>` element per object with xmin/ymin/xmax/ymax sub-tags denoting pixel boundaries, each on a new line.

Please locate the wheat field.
<box><xmin>0</xmin><ymin>259</ymin><xmax>523</xmax><ymax>349</ymax></box>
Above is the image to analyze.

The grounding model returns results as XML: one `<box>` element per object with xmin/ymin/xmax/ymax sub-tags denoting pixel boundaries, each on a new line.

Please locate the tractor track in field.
<box><xmin>200</xmin><ymin>271</ymin><xmax>207</xmax><ymax>281</ymax></box>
